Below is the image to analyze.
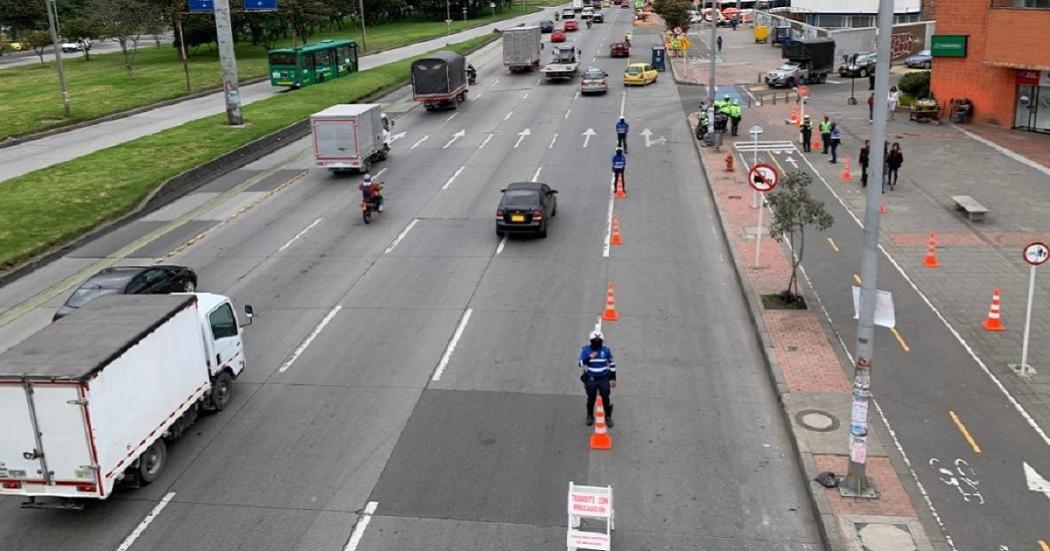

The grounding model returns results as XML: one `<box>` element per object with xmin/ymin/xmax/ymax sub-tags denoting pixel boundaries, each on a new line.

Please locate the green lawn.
<box><xmin>0</xmin><ymin>34</ymin><xmax>497</xmax><ymax>271</ymax></box>
<box><xmin>0</xmin><ymin>7</ymin><xmax>543</xmax><ymax>140</ymax></box>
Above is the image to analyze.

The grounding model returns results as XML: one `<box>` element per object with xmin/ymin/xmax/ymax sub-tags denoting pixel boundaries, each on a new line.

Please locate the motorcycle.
<box><xmin>467</xmin><ymin>67</ymin><xmax>477</xmax><ymax>86</ymax></box>
<box><xmin>360</xmin><ymin>184</ymin><xmax>384</xmax><ymax>224</ymax></box>
<box><xmin>695</xmin><ymin>116</ymin><xmax>709</xmax><ymax>140</ymax></box>
<box><xmin>586</xmin><ymin>19</ymin><xmax>592</xmax><ymax>29</ymax></box>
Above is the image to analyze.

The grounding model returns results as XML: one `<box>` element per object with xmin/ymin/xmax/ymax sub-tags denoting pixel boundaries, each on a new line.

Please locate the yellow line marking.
<box><xmin>853</xmin><ymin>274</ymin><xmax>862</xmax><ymax>285</ymax></box>
<box><xmin>768</xmin><ymin>152</ymin><xmax>787</xmax><ymax>176</ymax></box>
<box><xmin>949</xmin><ymin>410</ymin><xmax>982</xmax><ymax>454</ymax></box>
<box><xmin>826</xmin><ymin>237</ymin><xmax>839</xmax><ymax>252</ymax></box>
<box><xmin>1038</xmin><ymin>540</ymin><xmax>1049</xmax><ymax>551</ymax></box>
<box><xmin>890</xmin><ymin>327</ymin><xmax>910</xmax><ymax>352</ymax></box>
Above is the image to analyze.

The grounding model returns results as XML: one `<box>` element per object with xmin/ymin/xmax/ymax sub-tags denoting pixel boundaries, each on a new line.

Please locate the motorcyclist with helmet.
<box><xmin>360</xmin><ymin>173</ymin><xmax>383</xmax><ymax>213</ymax></box>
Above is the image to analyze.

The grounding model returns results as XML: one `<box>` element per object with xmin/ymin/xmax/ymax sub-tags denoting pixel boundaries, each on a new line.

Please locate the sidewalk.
<box><xmin>0</xmin><ymin>6</ymin><xmax>559</xmax><ymax>184</ymax></box>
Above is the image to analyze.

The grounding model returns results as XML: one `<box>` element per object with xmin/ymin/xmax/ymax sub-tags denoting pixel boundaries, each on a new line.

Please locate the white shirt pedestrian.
<box><xmin>887</xmin><ymin>88</ymin><xmax>900</xmax><ymax>120</ymax></box>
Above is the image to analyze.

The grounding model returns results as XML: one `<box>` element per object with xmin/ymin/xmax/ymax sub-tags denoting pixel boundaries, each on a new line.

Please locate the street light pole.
<box><xmin>447</xmin><ymin>0</ymin><xmax>452</xmax><ymax>38</ymax></box>
<box><xmin>707</xmin><ymin>0</ymin><xmax>717</xmax><ymax>137</ymax></box>
<box><xmin>44</xmin><ymin>0</ymin><xmax>72</xmax><ymax>117</ymax></box>
<box><xmin>214</xmin><ymin>0</ymin><xmax>243</xmax><ymax>126</ymax></box>
<box><xmin>841</xmin><ymin>0</ymin><xmax>893</xmax><ymax>499</ymax></box>
<box><xmin>358</xmin><ymin>0</ymin><xmax>368</xmax><ymax>51</ymax></box>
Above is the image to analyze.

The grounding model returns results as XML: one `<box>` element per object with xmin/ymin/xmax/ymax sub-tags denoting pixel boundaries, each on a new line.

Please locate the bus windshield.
<box><xmin>269</xmin><ymin>52</ymin><xmax>297</xmax><ymax>66</ymax></box>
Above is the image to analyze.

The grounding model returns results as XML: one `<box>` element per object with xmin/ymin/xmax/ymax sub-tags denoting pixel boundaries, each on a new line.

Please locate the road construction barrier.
<box><xmin>567</xmin><ymin>482</ymin><xmax>615</xmax><ymax>550</ymax></box>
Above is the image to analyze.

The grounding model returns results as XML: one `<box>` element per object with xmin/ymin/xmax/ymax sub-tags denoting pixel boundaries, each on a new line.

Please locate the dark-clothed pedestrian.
<box><xmin>615</xmin><ymin>117</ymin><xmax>629</xmax><ymax>152</ymax></box>
<box><xmin>800</xmin><ymin>115</ymin><xmax>813</xmax><ymax>152</ymax></box>
<box><xmin>730</xmin><ymin>16</ymin><xmax>738</xmax><ymax>31</ymax></box>
<box><xmin>819</xmin><ymin>116</ymin><xmax>832</xmax><ymax>154</ymax></box>
<box><xmin>859</xmin><ymin>140</ymin><xmax>870</xmax><ymax>187</ymax></box>
<box><xmin>869</xmin><ymin>72</ymin><xmax>875</xmax><ymax>90</ymax></box>
<box><xmin>579</xmin><ymin>330</ymin><xmax>617</xmax><ymax>427</ymax></box>
<box><xmin>612</xmin><ymin>147</ymin><xmax>627</xmax><ymax>192</ymax></box>
<box><xmin>716</xmin><ymin>35</ymin><xmax>723</xmax><ymax>53</ymax></box>
<box><xmin>828</xmin><ymin>123</ymin><xmax>841</xmax><ymax>164</ymax></box>
<box><xmin>887</xmin><ymin>142</ymin><xmax>903</xmax><ymax>189</ymax></box>
<box><xmin>867</xmin><ymin>93</ymin><xmax>875</xmax><ymax>123</ymax></box>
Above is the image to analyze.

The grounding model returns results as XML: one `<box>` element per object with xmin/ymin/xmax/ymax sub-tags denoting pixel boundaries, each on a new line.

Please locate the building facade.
<box><xmin>788</xmin><ymin>0</ymin><xmax>923</xmax><ymax>27</ymax></box>
<box><xmin>930</xmin><ymin>0</ymin><xmax>1050</xmax><ymax>132</ymax></box>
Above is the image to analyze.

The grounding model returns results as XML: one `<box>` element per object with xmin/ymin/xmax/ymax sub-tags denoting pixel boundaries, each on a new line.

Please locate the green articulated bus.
<box><xmin>268</xmin><ymin>39</ymin><xmax>359</xmax><ymax>88</ymax></box>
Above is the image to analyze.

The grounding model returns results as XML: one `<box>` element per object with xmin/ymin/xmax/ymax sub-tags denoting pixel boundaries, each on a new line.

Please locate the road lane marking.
<box><xmin>384</xmin><ymin>218</ymin><xmax>418</xmax><ymax>254</ymax></box>
<box><xmin>548</xmin><ymin>133</ymin><xmax>558</xmax><ymax>149</ymax></box>
<box><xmin>619</xmin><ymin>91</ymin><xmax>626</xmax><ymax>117</ymax></box>
<box><xmin>536</xmin><ymin>78</ymin><xmax>542</xmax><ymax>85</ymax></box>
<box><xmin>489</xmin><ymin>78</ymin><xmax>499</xmax><ymax>87</ymax></box>
<box><xmin>603</xmin><ymin>175</ymin><xmax>615</xmax><ymax>258</ymax></box>
<box><xmin>797</xmin><ymin>145</ymin><xmax>1050</xmax><ymax>450</ymax></box>
<box><xmin>853</xmin><ymin>274</ymin><xmax>862</xmax><ymax>285</ymax></box>
<box><xmin>442</xmin><ymin>166</ymin><xmax>465</xmax><ymax>190</ymax></box>
<box><xmin>445</xmin><ymin>113</ymin><xmax>457</xmax><ymax>123</ymax></box>
<box><xmin>411</xmin><ymin>135</ymin><xmax>429</xmax><ymax>149</ymax></box>
<box><xmin>564</xmin><ymin>108</ymin><xmax>572</xmax><ymax>119</ymax></box>
<box><xmin>949</xmin><ymin>411</ymin><xmax>982</xmax><ymax>454</ymax></box>
<box><xmin>115</xmin><ymin>492</ymin><xmax>175</xmax><ymax>551</ymax></box>
<box><xmin>373</xmin><ymin>168</ymin><xmax>387</xmax><ymax>178</ymax></box>
<box><xmin>504</xmin><ymin>111</ymin><xmax>513</xmax><ymax>121</ymax></box>
<box><xmin>278</xmin><ymin>217</ymin><xmax>322</xmax><ymax>252</ymax></box>
<box><xmin>495</xmin><ymin>236</ymin><xmax>507</xmax><ymax>255</ymax></box>
<box><xmin>890</xmin><ymin>327</ymin><xmax>910</xmax><ymax>352</ymax></box>
<box><xmin>432</xmin><ymin>308</ymin><xmax>473</xmax><ymax>381</ymax></box>
<box><xmin>826</xmin><ymin>237</ymin><xmax>839</xmax><ymax>251</ymax></box>
<box><xmin>479</xmin><ymin>134</ymin><xmax>494</xmax><ymax>149</ymax></box>
<box><xmin>343</xmin><ymin>501</ymin><xmax>378</xmax><ymax>551</ymax></box>
<box><xmin>592</xmin><ymin>56</ymin><xmax>597</xmax><ymax>62</ymax></box>
<box><xmin>473</xmin><ymin>92</ymin><xmax>483</xmax><ymax>100</ymax></box>
<box><xmin>514</xmin><ymin>128</ymin><xmax>530</xmax><ymax>148</ymax></box>
<box><xmin>279</xmin><ymin>305</ymin><xmax>342</xmax><ymax>373</ymax></box>
<box><xmin>574</xmin><ymin>91</ymin><xmax>580</xmax><ymax>100</ymax></box>
<box><xmin>443</xmin><ymin>129</ymin><xmax>465</xmax><ymax>148</ymax></box>
<box><xmin>532</xmin><ymin>167</ymin><xmax>542</xmax><ymax>182</ymax></box>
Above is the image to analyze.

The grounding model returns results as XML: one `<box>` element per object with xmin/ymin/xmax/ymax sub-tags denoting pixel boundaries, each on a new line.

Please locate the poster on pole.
<box><xmin>851</xmin><ymin>286</ymin><xmax>896</xmax><ymax>328</ymax></box>
<box><xmin>244</xmin><ymin>0</ymin><xmax>277</xmax><ymax>10</ymax></box>
<box><xmin>188</xmin><ymin>0</ymin><xmax>215</xmax><ymax>13</ymax></box>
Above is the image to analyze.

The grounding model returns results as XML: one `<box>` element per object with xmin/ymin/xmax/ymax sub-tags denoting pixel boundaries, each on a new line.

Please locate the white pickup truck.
<box><xmin>0</xmin><ymin>293</ymin><xmax>252</xmax><ymax>509</ymax></box>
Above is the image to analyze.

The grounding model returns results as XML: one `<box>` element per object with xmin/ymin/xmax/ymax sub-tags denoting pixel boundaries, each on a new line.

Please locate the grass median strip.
<box><xmin>0</xmin><ymin>34</ymin><xmax>497</xmax><ymax>272</ymax></box>
<box><xmin>0</xmin><ymin>6</ymin><xmax>545</xmax><ymax>140</ymax></box>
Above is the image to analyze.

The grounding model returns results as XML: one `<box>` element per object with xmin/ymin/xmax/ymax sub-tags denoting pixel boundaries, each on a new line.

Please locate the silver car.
<box><xmin>580</xmin><ymin>67</ymin><xmax>608</xmax><ymax>94</ymax></box>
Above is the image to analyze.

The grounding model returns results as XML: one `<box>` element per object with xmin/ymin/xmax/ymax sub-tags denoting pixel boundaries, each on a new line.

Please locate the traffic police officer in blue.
<box><xmin>611</xmin><ymin>148</ymin><xmax>627</xmax><ymax>192</ymax></box>
<box><xmin>579</xmin><ymin>330</ymin><xmax>617</xmax><ymax>427</ymax></box>
<box><xmin>615</xmin><ymin>117</ymin><xmax>629</xmax><ymax>152</ymax></box>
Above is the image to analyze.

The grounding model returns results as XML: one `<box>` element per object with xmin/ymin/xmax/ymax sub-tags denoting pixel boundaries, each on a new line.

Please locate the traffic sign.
<box><xmin>244</xmin><ymin>0</ymin><xmax>277</xmax><ymax>10</ymax></box>
<box><xmin>1023</xmin><ymin>242</ymin><xmax>1049</xmax><ymax>266</ymax></box>
<box><xmin>188</xmin><ymin>0</ymin><xmax>214</xmax><ymax>13</ymax></box>
<box><xmin>748</xmin><ymin>163</ymin><xmax>778</xmax><ymax>193</ymax></box>
<box><xmin>748</xmin><ymin>124</ymin><xmax>763</xmax><ymax>136</ymax></box>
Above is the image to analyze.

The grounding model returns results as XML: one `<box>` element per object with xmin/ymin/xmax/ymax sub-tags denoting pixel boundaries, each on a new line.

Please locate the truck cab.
<box><xmin>552</xmin><ymin>45</ymin><xmax>579</xmax><ymax>64</ymax></box>
<box><xmin>191</xmin><ymin>292</ymin><xmax>251</xmax><ymax>382</ymax></box>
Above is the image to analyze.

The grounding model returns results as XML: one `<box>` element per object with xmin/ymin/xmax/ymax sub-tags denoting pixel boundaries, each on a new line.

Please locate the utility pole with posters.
<box><xmin>214</xmin><ymin>0</ymin><xmax>244</xmax><ymax>125</ymax></box>
<box><xmin>358</xmin><ymin>0</ymin><xmax>368</xmax><ymax>51</ymax></box>
<box><xmin>45</xmin><ymin>0</ymin><xmax>72</xmax><ymax>117</ymax></box>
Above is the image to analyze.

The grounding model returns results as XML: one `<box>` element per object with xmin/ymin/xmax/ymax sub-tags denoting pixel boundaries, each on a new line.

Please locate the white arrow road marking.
<box><xmin>495</xmin><ymin>236</ymin><xmax>507</xmax><ymax>255</ymax></box>
<box><xmin>389</xmin><ymin>131</ymin><xmax>407</xmax><ymax>144</ymax></box>
<box><xmin>619</xmin><ymin>91</ymin><xmax>626</xmax><ymax>117</ymax></box>
<box><xmin>445</xmin><ymin>113</ymin><xmax>457</xmax><ymax>123</ymax></box>
<box><xmin>522</xmin><ymin>91</ymin><xmax>529</xmax><ymax>99</ymax></box>
<box><xmin>411</xmin><ymin>135</ymin><xmax>429</xmax><ymax>149</ymax></box>
<box><xmin>278</xmin><ymin>217</ymin><xmax>323</xmax><ymax>252</ymax></box>
<box><xmin>548</xmin><ymin>133</ymin><xmax>559</xmax><ymax>149</ymax></box>
<box><xmin>279</xmin><ymin>306</ymin><xmax>342</xmax><ymax>373</ymax></box>
<box><xmin>442</xmin><ymin>166</ymin><xmax>465</xmax><ymax>190</ymax></box>
<box><xmin>785</xmin><ymin>156</ymin><xmax>798</xmax><ymax>169</ymax></box>
<box><xmin>504</xmin><ymin>111</ymin><xmax>513</xmax><ymax>121</ymax></box>
<box><xmin>532</xmin><ymin>167</ymin><xmax>542</xmax><ymax>182</ymax></box>
<box><xmin>443</xmin><ymin>129</ymin><xmax>465</xmax><ymax>149</ymax></box>
<box><xmin>432</xmin><ymin>308</ymin><xmax>473</xmax><ymax>381</ymax></box>
<box><xmin>116</xmin><ymin>492</ymin><xmax>176</xmax><ymax>551</ymax></box>
<box><xmin>582</xmin><ymin>128</ymin><xmax>596</xmax><ymax>148</ymax></box>
<box><xmin>514</xmin><ymin>128</ymin><xmax>531</xmax><ymax>148</ymax></box>
<box><xmin>640</xmin><ymin>128</ymin><xmax>667</xmax><ymax>147</ymax></box>
<box><xmin>1024</xmin><ymin>462</ymin><xmax>1050</xmax><ymax>502</ymax></box>
<box><xmin>385</xmin><ymin>219</ymin><xmax>419</xmax><ymax>254</ymax></box>
<box><xmin>479</xmin><ymin>134</ymin><xmax>494</xmax><ymax>149</ymax></box>
<box><xmin>564</xmin><ymin>108</ymin><xmax>572</xmax><ymax>119</ymax></box>
<box><xmin>343</xmin><ymin>501</ymin><xmax>379</xmax><ymax>551</ymax></box>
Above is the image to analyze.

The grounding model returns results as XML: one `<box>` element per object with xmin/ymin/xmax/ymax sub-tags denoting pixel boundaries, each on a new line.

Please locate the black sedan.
<box><xmin>54</xmin><ymin>265</ymin><xmax>198</xmax><ymax>321</ymax></box>
<box><xmin>539</xmin><ymin>19</ymin><xmax>555</xmax><ymax>33</ymax></box>
<box><xmin>496</xmin><ymin>182</ymin><xmax>557</xmax><ymax>238</ymax></box>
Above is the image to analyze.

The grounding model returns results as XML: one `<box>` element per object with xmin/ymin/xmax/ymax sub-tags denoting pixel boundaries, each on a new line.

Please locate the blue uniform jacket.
<box><xmin>616</xmin><ymin>121</ymin><xmax>629</xmax><ymax>135</ymax></box>
<box><xmin>579</xmin><ymin>345</ymin><xmax>617</xmax><ymax>380</ymax></box>
<box><xmin>612</xmin><ymin>153</ymin><xmax>626</xmax><ymax>171</ymax></box>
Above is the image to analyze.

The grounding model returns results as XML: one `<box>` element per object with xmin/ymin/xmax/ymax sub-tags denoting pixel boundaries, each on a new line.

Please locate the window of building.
<box><xmin>849</xmin><ymin>15</ymin><xmax>875</xmax><ymax>27</ymax></box>
<box><xmin>816</xmin><ymin>14</ymin><xmax>845</xmax><ymax>28</ymax></box>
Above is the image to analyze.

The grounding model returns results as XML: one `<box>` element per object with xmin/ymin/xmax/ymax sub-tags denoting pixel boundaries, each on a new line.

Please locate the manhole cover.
<box><xmin>796</xmin><ymin>409</ymin><xmax>839</xmax><ymax>432</ymax></box>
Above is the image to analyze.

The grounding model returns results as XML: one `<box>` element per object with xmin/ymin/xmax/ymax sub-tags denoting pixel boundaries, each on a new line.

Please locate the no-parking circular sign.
<box><xmin>1023</xmin><ymin>242</ymin><xmax>1049</xmax><ymax>266</ymax></box>
<box><xmin>748</xmin><ymin>163</ymin><xmax>778</xmax><ymax>193</ymax></box>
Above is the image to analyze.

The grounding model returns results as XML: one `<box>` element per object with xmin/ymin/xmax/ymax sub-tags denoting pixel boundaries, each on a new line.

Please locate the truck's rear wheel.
<box><xmin>210</xmin><ymin>371</ymin><xmax>234</xmax><ymax>411</ymax></box>
<box><xmin>138</xmin><ymin>439</ymin><xmax>167</xmax><ymax>484</ymax></box>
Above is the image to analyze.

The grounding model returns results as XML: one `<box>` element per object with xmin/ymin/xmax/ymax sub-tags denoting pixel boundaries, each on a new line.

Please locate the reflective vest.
<box><xmin>819</xmin><ymin>120</ymin><xmax>832</xmax><ymax>133</ymax></box>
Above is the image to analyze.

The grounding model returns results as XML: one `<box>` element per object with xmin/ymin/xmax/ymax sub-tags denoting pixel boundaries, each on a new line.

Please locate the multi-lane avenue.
<box><xmin>0</xmin><ymin>8</ymin><xmax>822</xmax><ymax>550</ymax></box>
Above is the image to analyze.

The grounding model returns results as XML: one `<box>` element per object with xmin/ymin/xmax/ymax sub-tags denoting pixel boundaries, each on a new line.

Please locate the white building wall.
<box><xmin>789</xmin><ymin>0</ymin><xmax>922</xmax><ymax>13</ymax></box>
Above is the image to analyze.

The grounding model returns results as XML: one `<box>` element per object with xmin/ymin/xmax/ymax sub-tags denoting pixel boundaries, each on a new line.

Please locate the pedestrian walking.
<box><xmin>867</xmin><ymin>93</ymin><xmax>875</xmax><ymax>123</ymax></box>
<box><xmin>887</xmin><ymin>142</ymin><xmax>903</xmax><ymax>189</ymax></box>
<box><xmin>828</xmin><ymin>123</ymin><xmax>841</xmax><ymax>164</ymax></box>
<box><xmin>615</xmin><ymin>117</ymin><xmax>629</xmax><ymax>152</ymax></box>
<box><xmin>887</xmin><ymin>86</ymin><xmax>900</xmax><ymax>120</ymax></box>
<box><xmin>859</xmin><ymin>140</ymin><xmax>870</xmax><ymax>187</ymax></box>
<box><xmin>612</xmin><ymin>147</ymin><xmax>627</xmax><ymax>192</ymax></box>
<box><xmin>729</xmin><ymin>99</ymin><xmax>742</xmax><ymax>136</ymax></box>
<box><xmin>579</xmin><ymin>330</ymin><xmax>616</xmax><ymax>427</ymax></box>
<box><xmin>869</xmin><ymin>71</ymin><xmax>875</xmax><ymax>91</ymax></box>
<box><xmin>716</xmin><ymin>35</ymin><xmax>723</xmax><ymax>53</ymax></box>
<box><xmin>800</xmin><ymin>115</ymin><xmax>813</xmax><ymax>152</ymax></box>
<box><xmin>819</xmin><ymin>116</ymin><xmax>832</xmax><ymax>154</ymax></box>
<box><xmin>730</xmin><ymin>16</ymin><xmax>738</xmax><ymax>31</ymax></box>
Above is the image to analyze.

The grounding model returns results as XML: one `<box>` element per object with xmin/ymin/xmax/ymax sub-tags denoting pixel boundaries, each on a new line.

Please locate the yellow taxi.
<box><xmin>601</xmin><ymin>0</ymin><xmax>611</xmax><ymax>6</ymax></box>
<box><xmin>623</xmin><ymin>63</ymin><xmax>658</xmax><ymax>86</ymax></box>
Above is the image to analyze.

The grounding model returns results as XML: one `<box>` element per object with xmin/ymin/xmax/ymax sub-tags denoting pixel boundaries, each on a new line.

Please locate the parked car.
<box><xmin>609</xmin><ymin>41</ymin><xmax>630</xmax><ymax>57</ymax></box>
<box><xmin>905</xmin><ymin>49</ymin><xmax>932</xmax><ymax>69</ymax></box>
<box><xmin>496</xmin><ymin>182</ymin><xmax>558</xmax><ymax>238</ymax></box>
<box><xmin>623</xmin><ymin>62</ymin><xmax>657</xmax><ymax>86</ymax></box>
<box><xmin>539</xmin><ymin>19</ymin><xmax>555</xmax><ymax>33</ymax></box>
<box><xmin>60</xmin><ymin>39</ymin><xmax>91</xmax><ymax>53</ymax></box>
<box><xmin>551</xmin><ymin>29</ymin><xmax>567</xmax><ymax>42</ymax></box>
<box><xmin>580</xmin><ymin>67</ymin><xmax>609</xmax><ymax>94</ymax></box>
<box><xmin>564</xmin><ymin>20</ymin><xmax>579</xmax><ymax>31</ymax></box>
<box><xmin>838</xmin><ymin>52</ymin><xmax>877</xmax><ymax>78</ymax></box>
<box><xmin>54</xmin><ymin>265</ymin><xmax>198</xmax><ymax>321</ymax></box>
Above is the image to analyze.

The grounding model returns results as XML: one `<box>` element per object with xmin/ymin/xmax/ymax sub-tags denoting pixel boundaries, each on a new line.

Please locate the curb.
<box><xmin>686</xmin><ymin>121</ymin><xmax>845</xmax><ymax>551</ymax></box>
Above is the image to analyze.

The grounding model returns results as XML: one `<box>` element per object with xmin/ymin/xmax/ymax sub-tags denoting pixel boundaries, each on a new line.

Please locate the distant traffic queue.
<box><xmin>268</xmin><ymin>39</ymin><xmax>359</xmax><ymax>88</ymax></box>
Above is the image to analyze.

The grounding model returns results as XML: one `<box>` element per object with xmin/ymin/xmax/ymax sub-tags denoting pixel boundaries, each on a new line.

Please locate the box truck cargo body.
<box><xmin>411</xmin><ymin>51</ymin><xmax>468</xmax><ymax>110</ymax></box>
<box><xmin>502</xmin><ymin>26</ymin><xmax>542</xmax><ymax>72</ymax></box>
<box><xmin>311</xmin><ymin>103</ymin><xmax>391</xmax><ymax>174</ymax></box>
<box><xmin>0</xmin><ymin>294</ymin><xmax>250</xmax><ymax>507</ymax></box>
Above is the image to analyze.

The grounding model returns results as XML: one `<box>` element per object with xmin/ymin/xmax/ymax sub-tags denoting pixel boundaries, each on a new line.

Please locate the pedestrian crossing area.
<box><xmin>733</xmin><ymin>140</ymin><xmax>797</xmax><ymax>153</ymax></box>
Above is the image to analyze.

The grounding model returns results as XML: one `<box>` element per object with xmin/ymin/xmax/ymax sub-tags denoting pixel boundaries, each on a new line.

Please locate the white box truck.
<box><xmin>502</xmin><ymin>26</ymin><xmax>542</xmax><ymax>72</ymax></box>
<box><xmin>0</xmin><ymin>293</ymin><xmax>252</xmax><ymax>509</ymax></box>
<box><xmin>311</xmin><ymin>103</ymin><xmax>391</xmax><ymax>174</ymax></box>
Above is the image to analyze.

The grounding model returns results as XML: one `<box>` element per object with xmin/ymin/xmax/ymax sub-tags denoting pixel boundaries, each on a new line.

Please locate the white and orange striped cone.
<box><xmin>981</xmin><ymin>288</ymin><xmax>1005</xmax><ymax>331</ymax></box>
<box><xmin>615</xmin><ymin>173</ymin><xmax>627</xmax><ymax>200</ymax></box>
<box><xmin>602</xmin><ymin>282</ymin><xmax>619</xmax><ymax>321</ymax></box>
<box><xmin>922</xmin><ymin>231</ymin><xmax>940</xmax><ymax>268</ymax></box>
<box><xmin>590</xmin><ymin>396</ymin><xmax>613</xmax><ymax>450</ymax></box>
<box><xmin>610</xmin><ymin>215</ymin><xmax>623</xmax><ymax>246</ymax></box>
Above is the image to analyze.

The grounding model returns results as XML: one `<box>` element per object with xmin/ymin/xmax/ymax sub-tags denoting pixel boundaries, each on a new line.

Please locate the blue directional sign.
<box><xmin>244</xmin><ymin>0</ymin><xmax>277</xmax><ymax>11</ymax></box>
<box><xmin>188</xmin><ymin>0</ymin><xmax>214</xmax><ymax>12</ymax></box>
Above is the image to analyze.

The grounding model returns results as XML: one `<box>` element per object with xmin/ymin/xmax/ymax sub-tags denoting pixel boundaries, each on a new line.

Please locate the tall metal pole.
<box><xmin>841</xmin><ymin>0</ymin><xmax>893</xmax><ymax>499</ymax></box>
<box><xmin>44</xmin><ymin>0</ymin><xmax>72</xmax><ymax>117</ymax></box>
<box><xmin>175</xmin><ymin>16</ymin><xmax>192</xmax><ymax>93</ymax></box>
<box><xmin>707</xmin><ymin>0</ymin><xmax>717</xmax><ymax>136</ymax></box>
<box><xmin>357</xmin><ymin>0</ymin><xmax>368</xmax><ymax>51</ymax></box>
<box><xmin>214</xmin><ymin>0</ymin><xmax>243</xmax><ymax>125</ymax></box>
<box><xmin>1019</xmin><ymin>264</ymin><xmax>1037</xmax><ymax>374</ymax></box>
<box><xmin>447</xmin><ymin>0</ymin><xmax>452</xmax><ymax>38</ymax></box>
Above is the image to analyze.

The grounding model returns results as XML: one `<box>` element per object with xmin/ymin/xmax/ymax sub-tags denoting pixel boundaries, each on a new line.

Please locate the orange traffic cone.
<box><xmin>981</xmin><ymin>289</ymin><xmax>1005</xmax><ymax>331</ymax></box>
<box><xmin>589</xmin><ymin>396</ymin><xmax>613</xmax><ymax>450</ymax></box>
<box><xmin>602</xmin><ymin>282</ymin><xmax>619</xmax><ymax>321</ymax></box>
<box><xmin>788</xmin><ymin>105</ymin><xmax>799</xmax><ymax>125</ymax></box>
<box><xmin>922</xmin><ymin>231</ymin><xmax>940</xmax><ymax>268</ymax></box>
<box><xmin>840</xmin><ymin>155</ymin><xmax>852</xmax><ymax>181</ymax></box>
<box><xmin>812</xmin><ymin>136</ymin><xmax>821</xmax><ymax>151</ymax></box>
<box><xmin>610</xmin><ymin>215</ymin><xmax>623</xmax><ymax>245</ymax></box>
<box><xmin>615</xmin><ymin>174</ymin><xmax>626</xmax><ymax>200</ymax></box>
<box><xmin>879</xmin><ymin>200</ymin><xmax>887</xmax><ymax>214</ymax></box>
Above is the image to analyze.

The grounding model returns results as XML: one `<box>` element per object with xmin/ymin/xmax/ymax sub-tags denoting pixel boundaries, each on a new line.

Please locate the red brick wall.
<box><xmin>929</xmin><ymin>0</ymin><xmax>1017</xmax><ymax>126</ymax></box>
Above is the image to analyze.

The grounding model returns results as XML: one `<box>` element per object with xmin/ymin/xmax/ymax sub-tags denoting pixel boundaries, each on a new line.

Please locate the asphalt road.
<box><xmin>0</xmin><ymin>9</ymin><xmax>821</xmax><ymax>550</ymax></box>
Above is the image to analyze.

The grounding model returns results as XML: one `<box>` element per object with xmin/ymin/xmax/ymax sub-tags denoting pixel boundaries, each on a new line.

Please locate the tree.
<box><xmin>24</xmin><ymin>29</ymin><xmax>53</xmax><ymax>65</ymax></box>
<box><xmin>61</xmin><ymin>17</ymin><xmax>103</xmax><ymax>60</ymax></box>
<box><xmin>0</xmin><ymin>0</ymin><xmax>48</xmax><ymax>34</ymax></box>
<box><xmin>87</xmin><ymin>0</ymin><xmax>152</xmax><ymax>77</ymax></box>
<box><xmin>765</xmin><ymin>171</ymin><xmax>834</xmax><ymax>303</ymax></box>
<box><xmin>652</xmin><ymin>0</ymin><xmax>691</xmax><ymax>33</ymax></box>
